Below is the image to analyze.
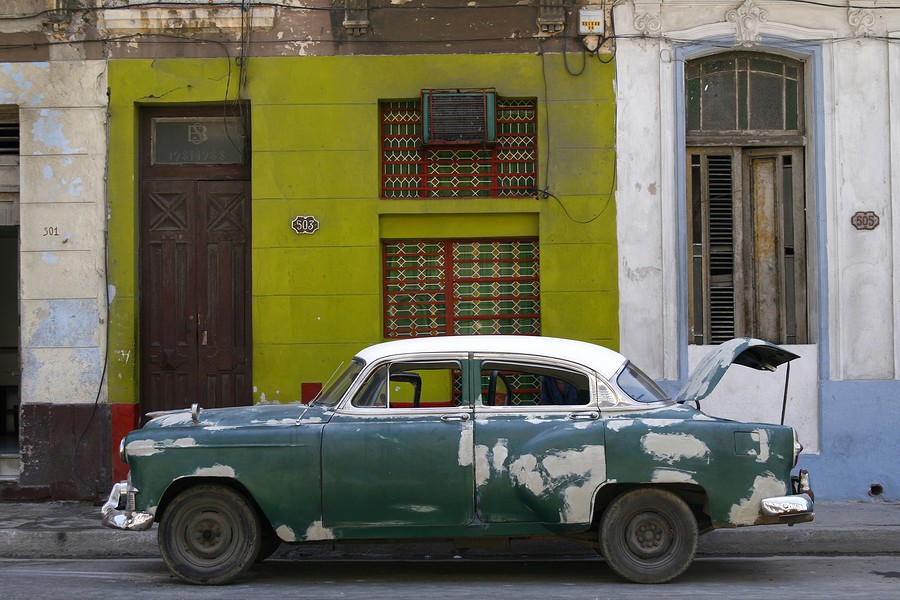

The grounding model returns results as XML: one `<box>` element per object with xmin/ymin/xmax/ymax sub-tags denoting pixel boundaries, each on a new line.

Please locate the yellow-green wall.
<box><xmin>108</xmin><ymin>54</ymin><xmax>617</xmax><ymax>405</ymax></box>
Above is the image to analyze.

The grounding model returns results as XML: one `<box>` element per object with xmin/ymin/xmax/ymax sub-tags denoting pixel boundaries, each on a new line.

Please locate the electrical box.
<box><xmin>578</xmin><ymin>6</ymin><xmax>605</xmax><ymax>36</ymax></box>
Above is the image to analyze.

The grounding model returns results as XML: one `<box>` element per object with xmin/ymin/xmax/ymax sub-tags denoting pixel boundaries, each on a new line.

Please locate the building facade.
<box><xmin>1</xmin><ymin>1</ymin><xmax>897</xmax><ymax>501</ymax></box>
<box><xmin>615</xmin><ymin>0</ymin><xmax>900</xmax><ymax>499</ymax></box>
<box><xmin>3</xmin><ymin>1</ymin><xmax>619</xmax><ymax>498</ymax></box>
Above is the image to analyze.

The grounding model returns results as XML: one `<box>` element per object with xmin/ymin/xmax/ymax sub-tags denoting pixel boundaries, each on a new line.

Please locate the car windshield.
<box><xmin>311</xmin><ymin>358</ymin><xmax>364</xmax><ymax>407</ymax></box>
<box><xmin>616</xmin><ymin>361</ymin><xmax>671</xmax><ymax>404</ymax></box>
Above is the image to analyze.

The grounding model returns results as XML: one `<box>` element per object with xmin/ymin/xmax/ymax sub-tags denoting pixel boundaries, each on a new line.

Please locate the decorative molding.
<box><xmin>725</xmin><ymin>0</ymin><xmax>768</xmax><ymax>47</ymax></box>
<box><xmin>633</xmin><ymin>12</ymin><xmax>662</xmax><ymax>37</ymax></box>
<box><xmin>848</xmin><ymin>8</ymin><xmax>876</xmax><ymax>37</ymax></box>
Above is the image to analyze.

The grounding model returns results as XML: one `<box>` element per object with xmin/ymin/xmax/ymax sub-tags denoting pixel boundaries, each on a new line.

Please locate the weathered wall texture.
<box><xmin>614</xmin><ymin>0</ymin><xmax>900</xmax><ymax>499</ymax></box>
<box><xmin>0</xmin><ymin>58</ymin><xmax>109</xmax><ymax>498</ymax></box>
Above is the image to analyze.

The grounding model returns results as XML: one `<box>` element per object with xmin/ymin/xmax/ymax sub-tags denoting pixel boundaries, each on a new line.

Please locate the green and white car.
<box><xmin>102</xmin><ymin>335</ymin><xmax>814</xmax><ymax>585</ymax></box>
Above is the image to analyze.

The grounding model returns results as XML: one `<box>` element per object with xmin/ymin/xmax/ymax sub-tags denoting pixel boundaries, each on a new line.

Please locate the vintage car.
<box><xmin>102</xmin><ymin>335</ymin><xmax>813</xmax><ymax>585</ymax></box>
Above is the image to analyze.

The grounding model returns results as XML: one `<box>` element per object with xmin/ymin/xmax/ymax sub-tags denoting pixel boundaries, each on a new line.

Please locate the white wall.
<box><xmin>615</xmin><ymin>1</ymin><xmax>900</xmax><ymax>455</ymax></box>
<box><xmin>0</xmin><ymin>59</ymin><xmax>108</xmax><ymax>406</ymax></box>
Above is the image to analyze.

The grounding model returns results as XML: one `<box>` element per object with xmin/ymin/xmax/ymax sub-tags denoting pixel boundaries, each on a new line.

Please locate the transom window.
<box><xmin>383</xmin><ymin>239</ymin><xmax>540</xmax><ymax>338</ymax></box>
<box><xmin>380</xmin><ymin>94</ymin><xmax>537</xmax><ymax>198</ymax></box>
<box><xmin>686</xmin><ymin>52</ymin><xmax>803</xmax><ymax>138</ymax></box>
<box><xmin>686</xmin><ymin>52</ymin><xmax>810</xmax><ymax>345</ymax></box>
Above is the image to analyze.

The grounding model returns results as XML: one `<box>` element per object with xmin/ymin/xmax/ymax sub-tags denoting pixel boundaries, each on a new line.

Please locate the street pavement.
<box><xmin>0</xmin><ymin>500</ymin><xmax>898</xmax><ymax>560</ymax></box>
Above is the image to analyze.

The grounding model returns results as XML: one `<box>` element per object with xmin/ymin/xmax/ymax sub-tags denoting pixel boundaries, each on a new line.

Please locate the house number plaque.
<box><xmin>292</xmin><ymin>215</ymin><xmax>320</xmax><ymax>235</ymax></box>
<box><xmin>851</xmin><ymin>211</ymin><xmax>879</xmax><ymax>231</ymax></box>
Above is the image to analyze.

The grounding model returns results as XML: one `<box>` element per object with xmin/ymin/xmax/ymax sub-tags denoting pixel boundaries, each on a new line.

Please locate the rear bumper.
<box><xmin>100</xmin><ymin>480</ymin><xmax>154</xmax><ymax>531</ymax></box>
<box><xmin>761</xmin><ymin>469</ymin><xmax>815</xmax><ymax>524</ymax></box>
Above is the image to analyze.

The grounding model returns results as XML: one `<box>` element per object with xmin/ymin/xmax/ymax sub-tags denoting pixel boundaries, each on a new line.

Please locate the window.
<box><xmin>351</xmin><ymin>361</ymin><xmax>464</xmax><ymax>409</ymax></box>
<box><xmin>383</xmin><ymin>239</ymin><xmax>540</xmax><ymax>338</ymax></box>
<box><xmin>0</xmin><ymin>106</ymin><xmax>19</xmax><ymax>227</ymax></box>
<box><xmin>686</xmin><ymin>53</ymin><xmax>809</xmax><ymax>345</ymax></box>
<box><xmin>381</xmin><ymin>93</ymin><xmax>537</xmax><ymax>198</ymax></box>
<box><xmin>480</xmin><ymin>362</ymin><xmax>590</xmax><ymax>407</ymax></box>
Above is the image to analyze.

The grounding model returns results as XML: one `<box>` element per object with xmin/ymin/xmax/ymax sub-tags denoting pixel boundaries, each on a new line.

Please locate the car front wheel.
<box><xmin>599</xmin><ymin>488</ymin><xmax>698</xmax><ymax>584</ymax></box>
<box><xmin>159</xmin><ymin>484</ymin><xmax>262</xmax><ymax>585</ymax></box>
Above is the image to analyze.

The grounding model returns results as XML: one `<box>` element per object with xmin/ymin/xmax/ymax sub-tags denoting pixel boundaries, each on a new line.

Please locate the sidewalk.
<box><xmin>0</xmin><ymin>500</ymin><xmax>898</xmax><ymax>560</ymax></box>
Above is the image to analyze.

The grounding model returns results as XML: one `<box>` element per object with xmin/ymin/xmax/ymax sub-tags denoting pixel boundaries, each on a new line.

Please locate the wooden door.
<box><xmin>140</xmin><ymin>179</ymin><xmax>251</xmax><ymax>414</ymax></box>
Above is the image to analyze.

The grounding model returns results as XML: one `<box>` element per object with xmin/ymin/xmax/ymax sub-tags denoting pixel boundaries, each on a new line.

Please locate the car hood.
<box><xmin>142</xmin><ymin>403</ymin><xmax>328</xmax><ymax>430</ymax></box>
<box><xmin>675</xmin><ymin>338</ymin><xmax>799</xmax><ymax>404</ymax></box>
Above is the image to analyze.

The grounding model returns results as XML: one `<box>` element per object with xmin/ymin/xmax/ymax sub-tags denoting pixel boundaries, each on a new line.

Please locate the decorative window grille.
<box><xmin>381</xmin><ymin>96</ymin><xmax>537</xmax><ymax>198</ymax></box>
<box><xmin>383</xmin><ymin>239</ymin><xmax>540</xmax><ymax>338</ymax></box>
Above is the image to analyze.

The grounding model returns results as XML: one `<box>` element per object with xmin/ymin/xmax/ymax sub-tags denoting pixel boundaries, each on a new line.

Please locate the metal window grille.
<box><xmin>381</xmin><ymin>98</ymin><xmax>537</xmax><ymax>198</ymax></box>
<box><xmin>383</xmin><ymin>239</ymin><xmax>540</xmax><ymax>338</ymax></box>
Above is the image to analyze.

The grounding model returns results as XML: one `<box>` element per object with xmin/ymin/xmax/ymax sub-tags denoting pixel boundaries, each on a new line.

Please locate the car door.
<box><xmin>473</xmin><ymin>356</ymin><xmax>608</xmax><ymax>527</ymax></box>
<box><xmin>321</xmin><ymin>355</ymin><xmax>475</xmax><ymax>530</ymax></box>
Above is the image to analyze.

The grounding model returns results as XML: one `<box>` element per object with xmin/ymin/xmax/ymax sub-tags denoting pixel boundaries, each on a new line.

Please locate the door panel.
<box><xmin>321</xmin><ymin>359</ymin><xmax>475</xmax><ymax>530</ymax></box>
<box><xmin>198</xmin><ymin>181</ymin><xmax>251</xmax><ymax>408</ymax></box>
<box><xmin>141</xmin><ymin>181</ymin><xmax>199</xmax><ymax>413</ymax></box>
<box><xmin>473</xmin><ymin>359</ymin><xmax>605</xmax><ymax>526</ymax></box>
<box><xmin>140</xmin><ymin>180</ymin><xmax>251</xmax><ymax>415</ymax></box>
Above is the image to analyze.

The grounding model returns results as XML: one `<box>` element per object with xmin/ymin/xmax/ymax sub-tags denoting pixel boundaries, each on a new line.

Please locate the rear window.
<box><xmin>616</xmin><ymin>362</ymin><xmax>671</xmax><ymax>404</ymax></box>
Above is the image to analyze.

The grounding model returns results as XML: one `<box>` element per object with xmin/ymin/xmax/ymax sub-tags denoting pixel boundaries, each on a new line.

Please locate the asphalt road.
<box><xmin>1</xmin><ymin>556</ymin><xmax>899</xmax><ymax>599</ymax></box>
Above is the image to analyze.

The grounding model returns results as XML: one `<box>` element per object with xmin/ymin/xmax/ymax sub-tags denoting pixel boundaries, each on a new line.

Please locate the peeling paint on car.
<box><xmin>509</xmin><ymin>454</ymin><xmax>544</xmax><ymax>496</ymax></box>
<box><xmin>126</xmin><ymin>439</ymin><xmax>161</xmax><ymax>457</ymax></box>
<box><xmin>552</xmin><ymin>446</ymin><xmax>607</xmax><ymax>523</ymax></box>
<box><xmin>753</xmin><ymin>428</ymin><xmax>770</xmax><ymax>462</ymax></box>
<box><xmin>491</xmin><ymin>439</ymin><xmax>509</xmax><ymax>473</ymax></box>
<box><xmin>641</xmin><ymin>432</ymin><xmax>710</xmax><ymax>465</ymax></box>
<box><xmin>508</xmin><ymin>445</ymin><xmax>607</xmax><ymax>523</ymax></box>
<box><xmin>192</xmin><ymin>464</ymin><xmax>236</xmax><ymax>478</ymax></box>
<box><xmin>275</xmin><ymin>524</ymin><xmax>296</xmax><ymax>542</ymax></box>
<box><xmin>458</xmin><ymin>426</ymin><xmax>474</xmax><ymax>467</ymax></box>
<box><xmin>474</xmin><ymin>444</ymin><xmax>490</xmax><ymax>487</ymax></box>
<box><xmin>729</xmin><ymin>473</ymin><xmax>788</xmax><ymax>525</ymax></box>
<box><xmin>650</xmin><ymin>467</ymin><xmax>698</xmax><ymax>484</ymax></box>
<box><xmin>606</xmin><ymin>419</ymin><xmax>633</xmax><ymax>432</ymax></box>
<box><xmin>303</xmin><ymin>520</ymin><xmax>335</xmax><ymax>541</ymax></box>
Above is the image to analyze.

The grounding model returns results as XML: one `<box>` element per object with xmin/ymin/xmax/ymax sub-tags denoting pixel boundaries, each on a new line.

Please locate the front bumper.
<box><xmin>760</xmin><ymin>469</ymin><xmax>815</xmax><ymax>524</ymax></box>
<box><xmin>100</xmin><ymin>480</ymin><xmax>154</xmax><ymax>531</ymax></box>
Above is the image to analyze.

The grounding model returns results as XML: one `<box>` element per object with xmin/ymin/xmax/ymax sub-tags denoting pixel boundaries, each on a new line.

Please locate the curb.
<box><xmin>3</xmin><ymin>523</ymin><xmax>900</xmax><ymax>560</ymax></box>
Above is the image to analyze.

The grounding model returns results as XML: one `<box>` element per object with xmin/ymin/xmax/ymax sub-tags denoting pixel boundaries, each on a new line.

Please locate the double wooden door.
<box><xmin>139</xmin><ymin>179</ymin><xmax>251</xmax><ymax>414</ymax></box>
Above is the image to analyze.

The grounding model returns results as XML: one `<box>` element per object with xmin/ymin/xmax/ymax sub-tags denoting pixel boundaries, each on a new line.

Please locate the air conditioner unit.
<box><xmin>422</xmin><ymin>90</ymin><xmax>496</xmax><ymax>145</ymax></box>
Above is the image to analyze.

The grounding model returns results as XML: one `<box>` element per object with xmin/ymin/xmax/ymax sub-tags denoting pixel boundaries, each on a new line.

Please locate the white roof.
<box><xmin>355</xmin><ymin>335</ymin><xmax>627</xmax><ymax>380</ymax></box>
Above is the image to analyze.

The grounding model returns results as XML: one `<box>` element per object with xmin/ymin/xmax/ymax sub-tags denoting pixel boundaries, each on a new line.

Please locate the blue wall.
<box><xmin>798</xmin><ymin>380</ymin><xmax>900</xmax><ymax>500</ymax></box>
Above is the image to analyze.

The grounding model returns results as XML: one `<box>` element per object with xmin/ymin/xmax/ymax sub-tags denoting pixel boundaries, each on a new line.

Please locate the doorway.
<box><xmin>139</xmin><ymin>105</ymin><xmax>252</xmax><ymax>415</ymax></box>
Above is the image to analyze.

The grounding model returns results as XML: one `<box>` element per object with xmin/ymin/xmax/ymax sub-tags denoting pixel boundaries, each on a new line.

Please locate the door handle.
<box><xmin>201</xmin><ymin>331</ymin><xmax>208</xmax><ymax>346</ymax></box>
<box><xmin>568</xmin><ymin>411</ymin><xmax>599</xmax><ymax>421</ymax></box>
<box><xmin>441</xmin><ymin>413</ymin><xmax>470</xmax><ymax>423</ymax></box>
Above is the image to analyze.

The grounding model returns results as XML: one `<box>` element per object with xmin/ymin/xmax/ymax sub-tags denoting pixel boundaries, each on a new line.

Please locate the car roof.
<box><xmin>355</xmin><ymin>335</ymin><xmax>627</xmax><ymax>380</ymax></box>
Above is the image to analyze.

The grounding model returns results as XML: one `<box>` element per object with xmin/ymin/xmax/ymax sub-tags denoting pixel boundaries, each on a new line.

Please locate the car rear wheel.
<box><xmin>599</xmin><ymin>488</ymin><xmax>698</xmax><ymax>584</ymax></box>
<box><xmin>159</xmin><ymin>484</ymin><xmax>262</xmax><ymax>585</ymax></box>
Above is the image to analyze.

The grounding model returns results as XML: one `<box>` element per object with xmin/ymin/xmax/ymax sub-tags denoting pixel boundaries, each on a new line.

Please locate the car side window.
<box><xmin>480</xmin><ymin>361</ymin><xmax>591</xmax><ymax>407</ymax></box>
<box><xmin>351</xmin><ymin>361</ymin><xmax>465</xmax><ymax>409</ymax></box>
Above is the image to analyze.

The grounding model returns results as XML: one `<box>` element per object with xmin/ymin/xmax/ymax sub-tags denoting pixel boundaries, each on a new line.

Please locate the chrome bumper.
<box><xmin>100</xmin><ymin>480</ymin><xmax>154</xmax><ymax>531</ymax></box>
<box><xmin>761</xmin><ymin>469</ymin><xmax>815</xmax><ymax>522</ymax></box>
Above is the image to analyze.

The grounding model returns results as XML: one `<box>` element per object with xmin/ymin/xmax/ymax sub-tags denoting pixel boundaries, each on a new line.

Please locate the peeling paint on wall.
<box><xmin>32</xmin><ymin>109</ymin><xmax>85</xmax><ymax>154</ymax></box>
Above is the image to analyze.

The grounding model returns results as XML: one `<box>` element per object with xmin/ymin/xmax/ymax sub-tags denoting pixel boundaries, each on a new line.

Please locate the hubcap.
<box><xmin>624</xmin><ymin>511</ymin><xmax>673</xmax><ymax>559</ymax></box>
<box><xmin>184</xmin><ymin>511</ymin><xmax>232</xmax><ymax>560</ymax></box>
